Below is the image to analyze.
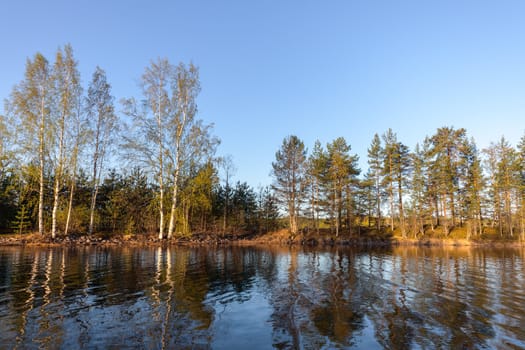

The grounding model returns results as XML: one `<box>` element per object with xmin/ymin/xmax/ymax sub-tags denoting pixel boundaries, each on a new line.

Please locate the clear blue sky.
<box><xmin>2</xmin><ymin>0</ymin><xmax>525</xmax><ymax>187</ymax></box>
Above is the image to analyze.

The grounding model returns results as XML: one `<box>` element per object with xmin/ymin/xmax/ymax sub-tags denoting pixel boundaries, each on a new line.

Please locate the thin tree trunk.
<box><xmin>167</xmin><ymin>105</ymin><xmax>187</xmax><ymax>239</ymax></box>
<box><xmin>223</xmin><ymin>176</ymin><xmax>229</xmax><ymax>235</ymax></box>
<box><xmin>89</xmin><ymin>124</ymin><xmax>101</xmax><ymax>236</ymax></box>
<box><xmin>51</xmin><ymin>179</ymin><xmax>60</xmax><ymax>239</ymax></box>
<box><xmin>376</xmin><ymin>176</ymin><xmax>381</xmax><ymax>232</ymax></box>
<box><xmin>65</xmin><ymin>138</ymin><xmax>80</xmax><ymax>236</ymax></box>
<box><xmin>89</xmin><ymin>183</ymin><xmax>99</xmax><ymax>235</ymax></box>
<box><xmin>39</xmin><ymin>94</ymin><xmax>45</xmax><ymax>236</ymax></box>
<box><xmin>51</xmin><ymin>130</ymin><xmax>66</xmax><ymax>239</ymax></box>
<box><xmin>389</xmin><ymin>186</ymin><xmax>394</xmax><ymax>231</ymax></box>
<box><xmin>167</xmin><ymin>166</ymin><xmax>180</xmax><ymax>239</ymax></box>
<box><xmin>65</xmin><ymin>176</ymin><xmax>75</xmax><ymax>235</ymax></box>
<box><xmin>315</xmin><ymin>181</ymin><xmax>320</xmax><ymax>234</ymax></box>
<box><xmin>398</xmin><ymin>179</ymin><xmax>405</xmax><ymax>238</ymax></box>
<box><xmin>158</xmin><ymin>131</ymin><xmax>165</xmax><ymax>239</ymax></box>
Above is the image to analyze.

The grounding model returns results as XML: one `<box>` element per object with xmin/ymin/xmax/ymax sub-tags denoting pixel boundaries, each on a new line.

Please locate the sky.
<box><xmin>1</xmin><ymin>0</ymin><xmax>525</xmax><ymax>187</ymax></box>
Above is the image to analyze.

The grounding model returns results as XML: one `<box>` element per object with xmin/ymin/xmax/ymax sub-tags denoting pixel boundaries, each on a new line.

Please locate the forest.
<box><xmin>1</xmin><ymin>45</ymin><xmax>525</xmax><ymax>242</ymax></box>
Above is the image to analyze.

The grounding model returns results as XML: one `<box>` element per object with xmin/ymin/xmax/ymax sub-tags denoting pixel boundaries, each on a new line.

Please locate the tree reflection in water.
<box><xmin>0</xmin><ymin>245</ymin><xmax>524</xmax><ymax>349</ymax></box>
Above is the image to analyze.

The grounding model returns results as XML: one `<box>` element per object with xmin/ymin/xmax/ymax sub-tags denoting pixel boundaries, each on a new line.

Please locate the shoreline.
<box><xmin>1</xmin><ymin>233</ymin><xmax>524</xmax><ymax>248</ymax></box>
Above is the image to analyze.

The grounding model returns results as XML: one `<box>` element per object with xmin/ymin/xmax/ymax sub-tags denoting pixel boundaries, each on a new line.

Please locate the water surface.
<box><xmin>0</xmin><ymin>245</ymin><xmax>524</xmax><ymax>349</ymax></box>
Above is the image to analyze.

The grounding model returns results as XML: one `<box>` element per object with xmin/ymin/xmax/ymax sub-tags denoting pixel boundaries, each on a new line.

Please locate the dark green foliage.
<box><xmin>0</xmin><ymin>173</ymin><xmax>19</xmax><ymax>231</ymax></box>
<box><xmin>212</xmin><ymin>181</ymin><xmax>277</xmax><ymax>235</ymax></box>
<box><xmin>272</xmin><ymin>135</ymin><xmax>307</xmax><ymax>236</ymax></box>
<box><xmin>2</xmin><ymin>46</ymin><xmax>525</xmax><ymax>241</ymax></box>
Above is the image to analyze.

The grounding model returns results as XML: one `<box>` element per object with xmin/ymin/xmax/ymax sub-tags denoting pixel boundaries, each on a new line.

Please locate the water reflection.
<box><xmin>0</xmin><ymin>245</ymin><xmax>524</xmax><ymax>349</ymax></box>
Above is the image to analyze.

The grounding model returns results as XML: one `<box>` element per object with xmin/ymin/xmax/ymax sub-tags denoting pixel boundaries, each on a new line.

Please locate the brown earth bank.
<box><xmin>1</xmin><ymin>227</ymin><xmax>524</xmax><ymax>248</ymax></box>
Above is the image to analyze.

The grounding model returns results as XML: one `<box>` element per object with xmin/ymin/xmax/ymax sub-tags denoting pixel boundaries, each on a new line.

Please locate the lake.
<box><xmin>0</xmin><ymin>244</ymin><xmax>524</xmax><ymax>349</ymax></box>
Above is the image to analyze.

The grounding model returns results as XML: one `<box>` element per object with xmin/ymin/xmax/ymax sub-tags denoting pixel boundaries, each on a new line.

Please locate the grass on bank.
<box><xmin>1</xmin><ymin>222</ymin><xmax>524</xmax><ymax>246</ymax></box>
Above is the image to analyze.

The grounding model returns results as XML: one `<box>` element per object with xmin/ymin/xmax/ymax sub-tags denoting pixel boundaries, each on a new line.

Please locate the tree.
<box><xmin>123</xmin><ymin>59</ymin><xmax>205</xmax><ymax>239</ymax></box>
<box><xmin>0</xmin><ymin>114</ymin><xmax>10</xmax><ymax>172</ymax></box>
<box><xmin>257</xmin><ymin>185</ymin><xmax>279</xmax><ymax>234</ymax></box>
<box><xmin>218</xmin><ymin>155</ymin><xmax>236</xmax><ymax>234</ymax></box>
<box><xmin>484</xmin><ymin>137</ymin><xmax>518</xmax><ymax>237</ymax></box>
<box><xmin>50</xmin><ymin>44</ymin><xmax>81</xmax><ymax>238</ymax></box>
<box><xmin>8</xmin><ymin>52</ymin><xmax>52</xmax><ymax>235</ymax></box>
<box><xmin>166</xmin><ymin>63</ymin><xmax>203</xmax><ymax>239</ymax></box>
<box><xmin>183</xmin><ymin>161</ymin><xmax>217</xmax><ymax>233</ymax></box>
<box><xmin>86</xmin><ymin>66</ymin><xmax>117</xmax><ymax>235</ymax></box>
<box><xmin>326</xmin><ymin>137</ymin><xmax>360</xmax><ymax>236</ymax></box>
<box><xmin>123</xmin><ymin>58</ymin><xmax>173</xmax><ymax>238</ymax></box>
<box><xmin>391</xmin><ymin>140</ymin><xmax>411</xmax><ymax>238</ymax></box>
<box><xmin>64</xmin><ymin>90</ymin><xmax>87</xmax><ymax>236</ymax></box>
<box><xmin>174</xmin><ymin>119</ymin><xmax>219</xmax><ymax>236</ymax></box>
<box><xmin>483</xmin><ymin>144</ymin><xmax>502</xmax><ymax>235</ymax></box>
<box><xmin>0</xmin><ymin>115</ymin><xmax>18</xmax><ymax>231</ymax></box>
<box><xmin>357</xmin><ymin>171</ymin><xmax>375</xmax><ymax>231</ymax></box>
<box><xmin>517</xmin><ymin>133</ymin><xmax>525</xmax><ymax>240</ymax></box>
<box><xmin>231</xmin><ymin>181</ymin><xmax>258</xmax><ymax>233</ymax></box>
<box><xmin>426</xmin><ymin>127</ymin><xmax>468</xmax><ymax>234</ymax></box>
<box><xmin>306</xmin><ymin>140</ymin><xmax>327</xmax><ymax>234</ymax></box>
<box><xmin>410</xmin><ymin>143</ymin><xmax>426</xmax><ymax>236</ymax></box>
<box><xmin>461</xmin><ymin>138</ymin><xmax>484</xmax><ymax>239</ymax></box>
<box><xmin>367</xmin><ymin>133</ymin><xmax>383</xmax><ymax>232</ymax></box>
<box><xmin>381</xmin><ymin>129</ymin><xmax>397</xmax><ymax>231</ymax></box>
<box><xmin>272</xmin><ymin>135</ymin><xmax>307</xmax><ymax>237</ymax></box>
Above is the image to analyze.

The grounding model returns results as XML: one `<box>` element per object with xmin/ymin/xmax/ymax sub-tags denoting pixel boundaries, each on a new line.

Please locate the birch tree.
<box><xmin>50</xmin><ymin>45</ymin><xmax>81</xmax><ymax>238</ymax></box>
<box><xmin>64</xmin><ymin>89</ymin><xmax>87</xmax><ymax>236</ymax></box>
<box><xmin>0</xmin><ymin>114</ymin><xmax>10</xmax><ymax>174</ymax></box>
<box><xmin>123</xmin><ymin>59</ymin><xmax>204</xmax><ymax>239</ymax></box>
<box><xmin>8</xmin><ymin>53</ymin><xmax>52</xmax><ymax>235</ymax></box>
<box><xmin>166</xmin><ymin>63</ymin><xmax>201</xmax><ymax>239</ymax></box>
<box><xmin>123</xmin><ymin>58</ymin><xmax>173</xmax><ymax>239</ymax></box>
<box><xmin>86</xmin><ymin>67</ymin><xmax>117</xmax><ymax>235</ymax></box>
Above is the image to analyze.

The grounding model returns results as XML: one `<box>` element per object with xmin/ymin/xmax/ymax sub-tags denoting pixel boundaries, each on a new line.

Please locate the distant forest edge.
<box><xmin>1</xmin><ymin>45</ymin><xmax>525</xmax><ymax>242</ymax></box>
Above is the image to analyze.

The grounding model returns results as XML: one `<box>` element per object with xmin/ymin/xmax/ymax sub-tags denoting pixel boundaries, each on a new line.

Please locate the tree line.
<box><xmin>2</xmin><ymin>45</ymin><xmax>525</xmax><ymax>241</ymax></box>
<box><xmin>271</xmin><ymin>128</ymin><xmax>525</xmax><ymax>241</ymax></box>
<box><xmin>0</xmin><ymin>45</ymin><xmax>279</xmax><ymax>237</ymax></box>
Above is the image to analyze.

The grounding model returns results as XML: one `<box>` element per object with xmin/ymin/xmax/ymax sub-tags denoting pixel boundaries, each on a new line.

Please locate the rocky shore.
<box><xmin>1</xmin><ymin>231</ymin><xmax>524</xmax><ymax>248</ymax></box>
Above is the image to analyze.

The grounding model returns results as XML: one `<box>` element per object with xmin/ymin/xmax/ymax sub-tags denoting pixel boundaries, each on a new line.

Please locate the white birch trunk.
<box><xmin>39</xmin><ymin>95</ymin><xmax>45</xmax><ymax>236</ymax></box>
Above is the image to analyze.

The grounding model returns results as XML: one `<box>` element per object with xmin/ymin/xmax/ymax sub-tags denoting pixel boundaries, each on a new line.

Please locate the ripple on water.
<box><xmin>0</xmin><ymin>245</ymin><xmax>525</xmax><ymax>349</ymax></box>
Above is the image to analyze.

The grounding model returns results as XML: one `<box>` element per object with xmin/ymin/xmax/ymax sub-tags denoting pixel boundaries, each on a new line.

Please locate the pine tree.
<box><xmin>411</xmin><ymin>143</ymin><xmax>426</xmax><ymax>236</ymax></box>
<box><xmin>12</xmin><ymin>205</ymin><xmax>30</xmax><ymax>235</ymax></box>
<box><xmin>517</xmin><ymin>133</ymin><xmax>525</xmax><ymax>240</ymax></box>
<box><xmin>426</xmin><ymin>127</ymin><xmax>467</xmax><ymax>234</ymax></box>
<box><xmin>306</xmin><ymin>140</ymin><xmax>327</xmax><ymax>234</ymax></box>
<box><xmin>461</xmin><ymin>138</ymin><xmax>484</xmax><ymax>239</ymax></box>
<box><xmin>326</xmin><ymin>137</ymin><xmax>360</xmax><ymax>236</ymax></box>
<box><xmin>367</xmin><ymin>133</ymin><xmax>383</xmax><ymax>232</ymax></box>
<box><xmin>494</xmin><ymin>137</ymin><xmax>517</xmax><ymax>236</ymax></box>
<box><xmin>272</xmin><ymin>135</ymin><xmax>307</xmax><ymax>237</ymax></box>
<box><xmin>381</xmin><ymin>129</ymin><xmax>397</xmax><ymax>231</ymax></box>
<box><xmin>391</xmin><ymin>141</ymin><xmax>411</xmax><ymax>238</ymax></box>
